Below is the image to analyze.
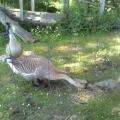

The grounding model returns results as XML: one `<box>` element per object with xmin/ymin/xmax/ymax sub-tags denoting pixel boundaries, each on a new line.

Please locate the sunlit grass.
<box><xmin>0</xmin><ymin>31</ymin><xmax>120</xmax><ymax>120</ymax></box>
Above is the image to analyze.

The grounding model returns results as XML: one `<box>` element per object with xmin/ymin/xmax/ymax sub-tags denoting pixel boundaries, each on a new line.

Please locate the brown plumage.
<box><xmin>6</xmin><ymin>55</ymin><xmax>87</xmax><ymax>88</ymax></box>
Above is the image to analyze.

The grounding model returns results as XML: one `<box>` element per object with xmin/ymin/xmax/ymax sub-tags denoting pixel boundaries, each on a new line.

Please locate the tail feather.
<box><xmin>57</xmin><ymin>73</ymin><xmax>85</xmax><ymax>88</ymax></box>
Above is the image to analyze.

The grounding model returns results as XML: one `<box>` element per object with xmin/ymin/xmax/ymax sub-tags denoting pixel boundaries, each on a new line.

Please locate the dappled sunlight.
<box><xmin>23</xmin><ymin>51</ymin><xmax>34</xmax><ymax>56</ymax></box>
<box><xmin>110</xmin><ymin>45</ymin><xmax>120</xmax><ymax>53</ymax></box>
<box><xmin>55</xmin><ymin>45</ymin><xmax>70</xmax><ymax>52</ymax></box>
<box><xmin>106</xmin><ymin>36</ymin><xmax>120</xmax><ymax>56</ymax></box>
<box><xmin>78</xmin><ymin>90</ymin><xmax>94</xmax><ymax>103</ymax></box>
<box><xmin>85</xmin><ymin>42</ymin><xmax>97</xmax><ymax>49</ymax></box>
<box><xmin>71</xmin><ymin>90</ymin><xmax>95</xmax><ymax>104</ymax></box>
<box><xmin>33</xmin><ymin>45</ymin><xmax>48</xmax><ymax>54</ymax></box>
<box><xmin>75</xmin><ymin>54</ymin><xmax>92</xmax><ymax>62</ymax></box>
<box><xmin>115</xmin><ymin>37</ymin><xmax>120</xmax><ymax>43</ymax></box>
<box><xmin>112</xmin><ymin>105</ymin><xmax>120</xmax><ymax>116</ymax></box>
<box><xmin>64</xmin><ymin>62</ymin><xmax>83</xmax><ymax>73</ymax></box>
<box><xmin>117</xmin><ymin>78</ymin><xmax>120</xmax><ymax>82</ymax></box>
<box><xmin>51</xmin><ymin>2</ymin><xmax>63</xmax><ymax>10</ymax></box>
<box><xmin>51</xmin><ymin>51</ymin><xmax>94</xmax><ymax>73</ymax></box>
<box><xmin>96</xmin><ymin>49</ymin><xmax>108</xmax><ymax>56</ymax></box>
<box><xmin>71</xmin><ymin>46</ymin><xmax>83</xmax><ymax>51</ymax></box>
<box><xmin>55</xmin><ymin>45</ymin><xmax>83</xmax><ymax>52</ymax></box>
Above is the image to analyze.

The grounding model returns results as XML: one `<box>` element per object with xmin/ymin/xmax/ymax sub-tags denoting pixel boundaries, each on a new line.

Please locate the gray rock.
<box><xmin>94</xmin><ymin>79</ymin><xmax>119</xmax><ymax>91</ymax></box>
<box><xmin>87</xmin><ymin>84</ymin><xmax>102</xmax><ymax>92</ymax></box>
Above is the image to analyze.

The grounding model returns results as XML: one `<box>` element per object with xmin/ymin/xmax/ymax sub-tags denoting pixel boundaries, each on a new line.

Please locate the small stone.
<box><xmin>94</xmin><ymin>80</ymin><xmax>119</xmax><ymax>91</ymax></box>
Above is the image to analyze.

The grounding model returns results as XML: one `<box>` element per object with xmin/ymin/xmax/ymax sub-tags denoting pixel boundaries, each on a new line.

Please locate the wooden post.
<box><xmin>99</xmin><ymin>0</ymin><xmax>105</xmax><ymax>16</ymax></box>
<box><xmin>19</xmin><ymin>0</ymin><xmax>24</xmax><ymax>20</ymax></box>
<box><xmin>31</xmin><ymin>0</ymin><xmax>35</xmax><ymax>12</ymax></box>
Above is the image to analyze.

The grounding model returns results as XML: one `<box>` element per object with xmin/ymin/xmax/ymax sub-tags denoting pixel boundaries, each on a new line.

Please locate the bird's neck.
<box><xmin>9</xmin><ymin>33</ymin><xmax>19</xmax><ymax>45</ymax></box>
<box><xmin>7</xmin><ymin>62</ymin><xmax>19</xmax><ymax>74</ymax></box>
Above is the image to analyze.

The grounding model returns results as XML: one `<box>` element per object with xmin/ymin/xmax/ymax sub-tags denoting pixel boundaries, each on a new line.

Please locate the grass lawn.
<box><xmin>0</xmin><ymin>31</ymin><xmax>120</xmax><ymax>120</ymax></box>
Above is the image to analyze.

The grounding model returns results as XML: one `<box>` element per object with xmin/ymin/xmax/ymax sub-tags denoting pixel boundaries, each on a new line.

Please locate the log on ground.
<box><xmin>0</xmin><ymin>9</ymin><xmax>35</xmax><ymax>43</ymax></box>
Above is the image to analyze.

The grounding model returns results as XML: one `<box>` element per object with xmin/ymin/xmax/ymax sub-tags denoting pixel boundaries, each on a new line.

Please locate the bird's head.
<box><xmin>6</xmin><ymin>23</ymin><xmax>14</xmax><ymax>35</ymax></box>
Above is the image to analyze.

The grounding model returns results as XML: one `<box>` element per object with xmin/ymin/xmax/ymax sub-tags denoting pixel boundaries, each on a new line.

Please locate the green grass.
<box><xmin>0</xmin><ymin>31</ymin><xmax>120</xmax><ymax>120</ymax></box>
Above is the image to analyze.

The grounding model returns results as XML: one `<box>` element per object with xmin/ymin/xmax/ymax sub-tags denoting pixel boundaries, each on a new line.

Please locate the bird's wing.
<box><xmin>12</xmin><ymin>55</ymin><xmax>54</xmax><ymax>74</ymax></box>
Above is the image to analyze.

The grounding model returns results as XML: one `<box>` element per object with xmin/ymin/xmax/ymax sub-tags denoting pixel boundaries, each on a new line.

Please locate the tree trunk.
<box><xmin>19</xmin><ymin>0</ymin><xmax>24</xmax><ymax>20</ymax></box>
<box><xmin>76</xmin><ymin>0</ymin><xmax>80</xmax><ymax>4</ymax></box>
<box><xmin>99</xmin><ymin>0</ymin><xmax>105</xmax><ymax>16</ymax></box>
<box><xmin>0</xmin><ymin>9</ymin><xmax>35</xmax><ymax>43</ymax></box>
<box><xmin>31</xmin><ymin>0</ymin><xmax>35</xmax><ymax>12</ymax></box>
<box><xmin>63</xmin><ymin>0</ymin><xmax>69</xmax><ymax>13</ymax></box>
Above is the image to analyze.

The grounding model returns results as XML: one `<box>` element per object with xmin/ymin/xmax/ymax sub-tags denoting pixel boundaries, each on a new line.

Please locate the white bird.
<box><xmin>4</xmin><ymin>55</ymin><xmax>87</xmax><ymax>88</ymax></box>
<box><xmin>6</xmin><ymin>28</ymin><xmax>23</xmax><ymax>58</ymax></box>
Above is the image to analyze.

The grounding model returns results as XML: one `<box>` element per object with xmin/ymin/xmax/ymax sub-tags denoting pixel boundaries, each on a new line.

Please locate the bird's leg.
<box><xmin>31</xmin><ymin>79</ymin><xmax>40</xmax><ymax>87</ymax></box>
<box><xmin>37</xmin><ymin>79</ymin><xmax>49</xmax><ymax>88</ymax></box>
<box><xmin>31</xmin><ymin>79</ymin><xmax>47</xmax><ymax>88</ymax></box>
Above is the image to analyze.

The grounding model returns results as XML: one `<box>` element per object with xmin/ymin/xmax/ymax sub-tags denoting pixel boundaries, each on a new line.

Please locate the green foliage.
<box><xmin>35</xmin><ymin>0</ymin><xmax>58</xmax><ymax>13</ymax></box>
<box><xmin>58</xmin><ymin>0</ymin><xmax>118</xmax><ymax>33</ymax></box>
<box><xmin>97</xmin><ymin>12</ymin><xmax>117</xmax><ymax>31</ymax></box>
<box><xmin>0</xmin><ymin>0</ymin><xmax>119</xmax><ymax>33</ymax></box>
<box><xmin>0</xmin><ymin>37</ymin><xmax>6</xmax><ymax>54</ymax></box>
<box><xmin>0</xmin><ymin>0</ymin><xmax>59</xmax><ymax>12</ymax></box>
<box><xmin>0</xmin><ymin>23</ymin><xmax>5</xmax><ymax>33</ymax></box>
<box><xmin>0</xmin><ymin>23</ymin><xmax>6</xmax><ymax>54</ymax></box>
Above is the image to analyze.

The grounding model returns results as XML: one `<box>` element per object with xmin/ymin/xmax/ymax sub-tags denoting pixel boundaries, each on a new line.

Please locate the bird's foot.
<box><xmin>32</xmin><ymin>79</ymin><xmax>48</xmax><ymax>88</ymax></box>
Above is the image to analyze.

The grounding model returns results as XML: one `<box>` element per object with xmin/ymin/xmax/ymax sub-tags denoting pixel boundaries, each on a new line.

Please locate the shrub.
<box><xmin>58</xmin><ymin>0</ymin><xmax>118</xmax><ymax>33</ymax></box>
<box><xmin>0</xmin><ymin>0</ymin><xmax>58</xmax><ymax>12</ymax></box>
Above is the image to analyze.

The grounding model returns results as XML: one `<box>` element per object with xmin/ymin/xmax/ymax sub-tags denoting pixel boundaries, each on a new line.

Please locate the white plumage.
<box><xmin>6</xmin><ymin>29</ymin><xmax>23</xmax><ymax>58</ymax></box>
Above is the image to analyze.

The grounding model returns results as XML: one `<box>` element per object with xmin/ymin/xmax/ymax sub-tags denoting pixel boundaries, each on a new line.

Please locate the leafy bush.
<box><xmin>0</xmin><ymin>0</ymin><xmax>59</xmax><ymax>12</ymax></box>
<box><xmin>96</xmin><ymin>11</ymin><xmax>118</xmax><ymax>31</ymax></box>
<box><xmin>35</xmin><ymin>0</ymin><xmax>58</xmax><ymax>13</ymax></box>
<box><xmin>0</xmin><ymin>0</ymin><xmax>118</xmax><ymax>34</ymax></box>
<box><xmin>58</xmin><ymin>0</ymin><xmax>118</xmax><ymax>33</ymax></box>
<box><xmin>0</xmin><ymin>23</ymin><xmax>8</xmax><ymax>50</ymax></box>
